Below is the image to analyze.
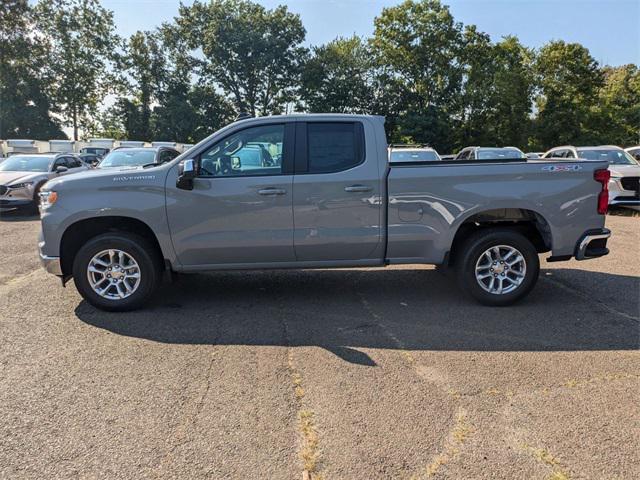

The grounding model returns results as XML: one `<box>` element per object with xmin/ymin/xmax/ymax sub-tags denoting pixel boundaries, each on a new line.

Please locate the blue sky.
<box><xmin>101</xmin><ymin>0</ymin><xmax>639</xmax><ymax>66</ymax></box>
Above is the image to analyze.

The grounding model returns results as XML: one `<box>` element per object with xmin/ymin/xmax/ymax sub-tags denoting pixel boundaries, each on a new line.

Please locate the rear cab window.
<box><xmin>302</xmin><ymin>122</ymin><xmax>365</xmax><ymax>174</ymax></box>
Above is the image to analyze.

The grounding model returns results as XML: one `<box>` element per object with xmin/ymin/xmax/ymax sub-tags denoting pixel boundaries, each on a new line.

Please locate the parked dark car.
<box><xmin>77</xmin><ymin>153</ymin><xmax>101</xmax><ymax>167</ymax></box>
<box><xmin>79</xmin><ymin>147</ymin><xmax>110</xmax><ymax>158</ymax></box>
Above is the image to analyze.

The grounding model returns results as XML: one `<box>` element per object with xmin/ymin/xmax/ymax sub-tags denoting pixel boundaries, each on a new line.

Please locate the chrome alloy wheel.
<box><xmin>474</xmin><ymin>245</ymin><xmax>526</xmax><ymax>295</ymax></box>
<box><xmin>87</xmin><ymin>249</ymin><xmax>141</xmax><ymax>300</ymax></box>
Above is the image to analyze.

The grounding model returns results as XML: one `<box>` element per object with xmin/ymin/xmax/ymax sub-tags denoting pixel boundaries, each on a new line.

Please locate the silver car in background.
<box><xmin>388</xmin><ymin>144</ymin><xmax>441</xmax><ymax>163</ymax></box>
<box><xmin>543</xmin><ymin>145</ymin><xmax>640</xmax><ymax>207</ymax></box>
<box><xmin>454</xmin><ymin>146</ymin><xmax>526</xmax><ymax>160</ymax></box>
<box><xmin>0</xmin><ymin>153</ymin><xmax>87</xmax><ymax>212</ymax></box>
<box><xmin>96</xmin><ymin>147</ymin><xmax>180</xmax><ymax>169</ymax></box>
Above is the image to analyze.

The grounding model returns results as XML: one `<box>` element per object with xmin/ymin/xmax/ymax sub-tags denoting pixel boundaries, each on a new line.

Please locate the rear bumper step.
<box><xmin>575</xmin><ymin>228</ymin><xmax>611</xmax><ymax>260</ymax></box>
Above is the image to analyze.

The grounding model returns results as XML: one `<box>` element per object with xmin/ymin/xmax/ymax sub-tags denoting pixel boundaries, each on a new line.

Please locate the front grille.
<box><xmin>620</xmin><ymin>177</ymin><xmax>639</xmax><ymax>191</ymax></box>
<box><xmin>0</xmin><ymin>185</ymin><xmax>7</xmax><ymax>196</ymax></box>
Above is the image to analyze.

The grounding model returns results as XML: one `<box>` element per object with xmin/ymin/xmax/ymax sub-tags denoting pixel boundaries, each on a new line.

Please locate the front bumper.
<box><xmin>610</xmin><ymin>197</ymin><xmax>640</xmax><ymax>206</ymax></box>
<box><xmin>609</xmin><ymin>177</ymin><xmax>640</xmax><ymax>206</ymax></box>
<box><xmin>0</xmin><ymin>198</ymin><xmax>33</xmax><ymax>208</ymax></box>
<box><xmin>39</xmin><ymin>240</ymin><xmax>62</xmax><ymax>276</ymax></box>
<box><xmin>575</xmin><ymin>228</ymin><xmax>611</xmax><ymax>260</ymax></box>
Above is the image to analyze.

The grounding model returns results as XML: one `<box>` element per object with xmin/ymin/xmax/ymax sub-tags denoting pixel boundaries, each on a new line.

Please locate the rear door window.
<box><xmin>307</xmin><ymin>122</ymin><xmax>364</xmax><ymax>173</ymax></box>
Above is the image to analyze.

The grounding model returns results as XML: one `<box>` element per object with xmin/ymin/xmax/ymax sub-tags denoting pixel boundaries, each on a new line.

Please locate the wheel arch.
<box><xmin>60</xmin><ymin>216</ymin><xmax>165</xmax><ymax>277</ymax></box>
<box><xmin>446</xmin><ymin>208</ymin><xmax>552</xmax><ymax>266</ymax></box>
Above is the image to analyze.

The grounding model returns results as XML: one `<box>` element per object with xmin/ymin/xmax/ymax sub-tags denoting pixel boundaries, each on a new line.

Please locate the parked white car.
<box><xmin>543</xmin><ymin>145</ymin><xmax>640</xmax><ymax>207</ymax></box>
<box><xmin>625</xmin><ymin>146</ymin><xmax>640</xmax><ymax>162</ymax></box>
<box><xmin>388</xmin><ymin>144</ymin><xmax>441</xmax><ymax>163</ymax></box>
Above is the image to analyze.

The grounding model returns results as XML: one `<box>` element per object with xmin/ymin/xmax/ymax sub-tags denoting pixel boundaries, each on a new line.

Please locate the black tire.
<box><xmin>72</xmin><ymin>232</ymin><xmax>162</xmax><ymax>311</ymax></box>
<box><xmin>455</xmin><ymin>228</ymin><xmax>539</xmax><ymax>306</ymax></box>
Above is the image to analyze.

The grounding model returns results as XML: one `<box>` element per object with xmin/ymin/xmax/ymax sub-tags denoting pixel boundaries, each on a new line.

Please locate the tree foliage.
<box><xmin>300</xmin><ymin>36</ymin><xmax>375</xmax><ymax>114</ymax></box>
<box><xmin>34</xmin><ymin>0</ymin><xmax>120</xmax><ymax>140</ymax></box>
<box><xmin>2</xmin><ymin>0</ymin><xmax>638</xmax><ymax>150</ymax></box>
<box><xmin>0</xmin><ymin>0</ymin><xmax>65</xmax><ymax>139</ymax></box>
<box><xmin>533</xmin><ymin>41</ymin><xmax>604</xmax><ymax>148</ymax></box>
<box><xmin>177</xmin><ymin>0</ymin><xmax>306</xmax><ymax>116</ymax></box>
<box><xmin>370</xmin><ymin>0</ymin><xmax>464</xmax><ymax>151</ymax></box>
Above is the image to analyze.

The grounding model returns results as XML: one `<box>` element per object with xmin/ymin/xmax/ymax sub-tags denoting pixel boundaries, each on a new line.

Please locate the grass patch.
<box><xmin>287</xmin><ymin>349</ymin><xmax>322</xmax><ymax>478</ymax></box>
<box><xmin>423</xmin><ymin>410</ymin><xmax>473</xmax><ymax>478</ymax></box>
<box><xmin>522</xmin><ymin>443</ymin><xmax>570</xmax><ymax>480</ymax></box>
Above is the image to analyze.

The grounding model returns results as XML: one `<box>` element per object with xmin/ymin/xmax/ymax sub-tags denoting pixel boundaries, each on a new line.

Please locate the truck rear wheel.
<box><xmin>455</xmin><ymin>228</ymin><xmax>539</xmax><ymax>306</ymax></box>
<box><xmin>72</xmin><ymin>232</ymin><xmax>161</xmax><ymax>311</ymax></box>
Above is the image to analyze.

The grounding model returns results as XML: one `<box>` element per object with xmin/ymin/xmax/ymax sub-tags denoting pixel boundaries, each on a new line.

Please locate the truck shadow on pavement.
<box><xmin>74</xmin><ymin>268</ymin><xmax>639</xmax><ymax>366</ymax></box>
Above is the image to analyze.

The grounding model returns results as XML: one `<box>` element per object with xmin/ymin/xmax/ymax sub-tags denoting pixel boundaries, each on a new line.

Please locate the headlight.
<box><xmin>39</xmin><ymin>191</ymin><xmax>58</xmax><ymax>210</ymax></box>
<box><xmin>8</xmin><ymin>181</ymin><xmax>34</xmax><ymax>189</ymax></box>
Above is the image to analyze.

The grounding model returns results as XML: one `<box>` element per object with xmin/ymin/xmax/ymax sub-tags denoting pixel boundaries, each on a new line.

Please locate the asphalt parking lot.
<box><xmin>0</xmin><ymin>211</ymin><xmax>638</xmax><ymax>479</ymax></box>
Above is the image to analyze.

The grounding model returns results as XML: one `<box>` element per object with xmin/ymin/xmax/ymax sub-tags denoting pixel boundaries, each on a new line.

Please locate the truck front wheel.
<box><xmin>455</xmin><ymin>228</ymin><xmax>539</xmax><ymax>306</ymax></box>
<box><xmin>72</xmin><ymin>232</ymin><xmax>161</xmax><ymax>311</ymax></box>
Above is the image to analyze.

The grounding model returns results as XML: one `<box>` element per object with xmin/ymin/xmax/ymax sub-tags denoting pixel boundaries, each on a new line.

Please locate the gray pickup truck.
<box><xmin>38</xmin><ymin>114</ymin><xmax>611</xmax><ymax>311</ymax></box>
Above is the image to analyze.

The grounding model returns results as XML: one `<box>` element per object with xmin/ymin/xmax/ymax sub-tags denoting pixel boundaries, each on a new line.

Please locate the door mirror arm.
<box><xmin>177</xmin><ymin>159</ymin><xmax>196</xmax><ymax>190</ymax></box>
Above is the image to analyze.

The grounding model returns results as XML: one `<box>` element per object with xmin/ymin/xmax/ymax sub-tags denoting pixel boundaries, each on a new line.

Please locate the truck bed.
<box><xmin>386</xmin><ymin>159</ymin><xmax>608</xmax><ymax>264</ymax></box>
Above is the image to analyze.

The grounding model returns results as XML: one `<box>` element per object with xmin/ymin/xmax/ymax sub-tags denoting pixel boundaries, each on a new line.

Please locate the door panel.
<box><xmin>165</xmin><ymin>122</ymin><xmax>295</xmax><ymax>266</ymax></box>
<box><xmin>166</xmin><ymin>174</ymin><xmax>294</xmax><ymax>265</ymax></box>
<box><xmin>292</xmin><ymin>121</ymin><xmax>382</xmax><ymax>261</ymax></box>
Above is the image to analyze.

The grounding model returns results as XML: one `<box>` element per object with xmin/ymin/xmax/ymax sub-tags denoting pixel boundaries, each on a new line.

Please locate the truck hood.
<box><xmin>0</xmin><ymin>171</ymin><xmax>48</xmax><ymax>186</ymax></box>
<box><xmin>609</xmin><ymin>164</ymin><xmax>640</xmax><ymax>177</ymax></box>
<box><xmin>43</xmin><ymin>164</ymin><xmax>165</xmax><ymax>191</ymax></box>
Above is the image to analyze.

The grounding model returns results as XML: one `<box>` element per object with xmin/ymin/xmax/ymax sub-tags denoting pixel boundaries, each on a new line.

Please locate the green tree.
<box><xmin>370</xmin><ymin>0</ymin><xmax>464</xmax><ymax>151</ymax></box>
<box><xmin>34</xmin><ymin>0</ymin><xmax>120</xmax><ymax>140</ymax></box>
<box><xmin>116</xmin><ymin>31</ymin><xmax>168</xmax><ymax>140</ymax></box>
<box><xmin>533</xmin><ymin>40</ymin><xmax>603</xmax><ymax>148</ymax></box>
<box><xmin>85</xmin><ymin>105</ymin><xmax>126</xmax><ymax>140</ymax></box>
<box><xmin>455</xmin><ymin>25</ymin><xmax>496</xmax><ymax>148</ymax></box>
<box><xmin>300</xmin><ymin>36</ymin><xmax>375</xmax><ymax>113</ymax></box>
<box><xmin>176</xmin><ymin>0</ymin><xmax>307</xmax><ymax>116</ymax></box>
<box><xmin>591</xmin><ymin>65</ymin><xmax>640</xmax><ymax>145</ymax></box>
<box><xmin>489</xmin><ymin>36</ymin><xmax>535</xmax><ymax>148</ymax></box>
<box><xmin>187</xmin><ymin>84</ymin><xmax>236</xmax><ymax>142</ymax></box>
<box><xmin>0</xmin><ymin>0</ymin><xmax>65</xmax><ymax>139</ymax></box>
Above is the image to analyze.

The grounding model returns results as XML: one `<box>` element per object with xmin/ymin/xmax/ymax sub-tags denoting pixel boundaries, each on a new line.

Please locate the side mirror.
<box><xmin>176</xmin><ymin>159</ymin><xmax>196</xmax><ymax>190</ymax></box>
<box><xmin>55</xmin><ymin>165</ymin><xmax>68</xmax><ymax>174</ymax></box>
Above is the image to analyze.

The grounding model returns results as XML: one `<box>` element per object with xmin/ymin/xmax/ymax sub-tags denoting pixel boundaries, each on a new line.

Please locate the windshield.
<box><xmin>99</xmin><ymin>150</ymin><xmax>156</xmax><ymax>168</ymax></box>
<box><xmin>477</xmin><ymin>149</ymin><xmax>525</xmax><ymax>160</ymax></box>
<box><xmin>390</xmin><ymin>150</ymin><xmax>439</xmax><ymax>161</ymax></box>
<box><xmin>0</xmin><ymin>156</ymin><xmax>51</xmax><ymax>172</ymax></box>
<box><xmin>577</xmin><ymin>149</ymin><xmax>638</xmax><ymax>165</ymax></box>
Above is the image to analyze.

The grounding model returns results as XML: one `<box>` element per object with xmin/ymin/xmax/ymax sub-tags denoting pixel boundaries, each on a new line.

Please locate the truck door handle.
<box><xmin>344</xmin><ymin>185</ymin><xmax>372</xmax><ymax>193</ymax></box>
<box><xmin>258</xmin><ymin>188</ymin><xmax>286</xmax><ymax>196</ymax></box>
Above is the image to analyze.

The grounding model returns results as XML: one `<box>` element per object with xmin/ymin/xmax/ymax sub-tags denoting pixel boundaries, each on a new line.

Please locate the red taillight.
<box><xmin>594</xmin><ymin>169</ymin><xmax>610</xmax><ymax>214</ymax></box>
